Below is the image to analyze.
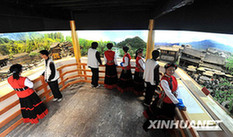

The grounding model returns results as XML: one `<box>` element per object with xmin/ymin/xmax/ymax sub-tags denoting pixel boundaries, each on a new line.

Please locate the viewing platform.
<box><xmin>0</xmin><ymin>58</ymin><xmax>233</xmax><ymax>137</ymax></box>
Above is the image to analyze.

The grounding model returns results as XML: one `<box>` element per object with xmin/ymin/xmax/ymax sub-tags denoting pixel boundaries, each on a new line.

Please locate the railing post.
<box><xmin>82</xmin><ymin>64</ymin><xmax>87</xmax><ymax>80</ymax></box>
<box><xmin>41</xmin><ymin>77</ymin><xmax>49</xmax><ymax>101</ymax></box>
<box><xmin>59</xmin><ymin>69</ymin><xmax>65</xmax><ymax>87</ymax></box>
<box><xmin>145</xmin><ymin>19</ymin><xmax>155</xmax><ymax>60</ymax></box>
<box><xmin>70</xmin><ymin>20</ymin><xmax>82</xmax><ymax>75</ymax></box>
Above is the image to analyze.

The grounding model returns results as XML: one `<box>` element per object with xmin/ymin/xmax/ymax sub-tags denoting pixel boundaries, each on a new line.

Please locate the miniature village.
<box><xmin>0</xmin><ymin>42</ymin><xmax>74</xmax><ymax>81</ymax></box>
<box><xmin>157</xmin><ymin>45</ymin><xmax>233</xmax><ymax>114</ymax></box>
<box><xmin>1</xmin><ymin>42</ymin><xmax>233</xmax><ymax>114</ymax></box>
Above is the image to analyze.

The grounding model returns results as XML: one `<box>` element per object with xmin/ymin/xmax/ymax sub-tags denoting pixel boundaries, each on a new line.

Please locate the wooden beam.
<box><xmin>70</xmin><ymin>20</ymin><xmax>81</xmax><ymax>63</ymax></box>
<box><xmin>145</xmin><ymin>19</ymin><xmax>155</xmax><ymax>60</ymax></box>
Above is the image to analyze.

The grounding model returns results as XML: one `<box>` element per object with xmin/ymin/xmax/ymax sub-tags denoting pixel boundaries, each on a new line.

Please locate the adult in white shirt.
<box><xmin>143</xmin><ymin>50</ymin><xmax>160</xmax><ymax>106</ymax></box>
<box><xmin>87</xmin><ymin>42</ymin><xmax>102</xmax><ymax>88</ymax></box>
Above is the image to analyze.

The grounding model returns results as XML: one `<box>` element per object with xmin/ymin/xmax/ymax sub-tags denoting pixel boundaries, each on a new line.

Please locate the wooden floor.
<box><xmin>6</xmin><ymin>83</ymin><xmax>173</xmax><ymax>137</ymax></box>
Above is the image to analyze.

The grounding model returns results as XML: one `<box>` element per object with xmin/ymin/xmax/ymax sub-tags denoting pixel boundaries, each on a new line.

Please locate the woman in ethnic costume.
<box><xmin>143</xmin><ymin>62</ymin><xmax>186</xmax><ymax>131</ymax></box>
<box><xmin>104</xmin><ymin>43</ymin><xmax>118</xmax><ymax>89</ymax></box>
<box><xmin>8</xmin><ymin>64</ymin><xmax>48</xmax><ymax>124</ymax></box>
<box><xmin>117</xmin><ymin>46</ymin><xmax>133</xmax><ymax>93</ymax></box>
<box><xmin>133</xmin><ymin>48</ymin><xmax>145</xmax><ymax>95</ymax></box>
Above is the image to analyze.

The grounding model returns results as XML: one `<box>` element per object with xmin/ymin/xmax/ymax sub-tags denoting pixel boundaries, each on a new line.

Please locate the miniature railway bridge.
<box><xmin>1</xmin><ymin>0</ymin><xmax>233</xmax><ymax>136</ymax></box>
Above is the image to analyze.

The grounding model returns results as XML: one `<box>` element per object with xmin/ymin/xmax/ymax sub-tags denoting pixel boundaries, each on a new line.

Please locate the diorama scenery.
<box><xmin>1</xmin><ymin>30</ymin><xmax>233</xmax><ymax>116</ymax></box>
<box><xmin>1</xmin><ymin>30</ymin><xmax>233</xmax><ymax>137</ymax></box>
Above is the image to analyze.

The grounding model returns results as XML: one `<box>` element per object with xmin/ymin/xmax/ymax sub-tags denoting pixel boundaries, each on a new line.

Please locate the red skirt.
<box><xmin>133</xmin><ymin>71</ymin><xmax>145</xmax><ymax>95</ymax></box>
<box><xmin>19</xmin><ymin>92</ymin><xmax>48</xmax><ymax>124</ymax></box>
<box><xmin>117</xmin><ymin>69</ymin><xmax>133</xmax><ymax>93</ymax></box>
<box><xmin>104</xmin><ymin>65</ymin><xmax>118</xmax><ymax>89</ymax></box>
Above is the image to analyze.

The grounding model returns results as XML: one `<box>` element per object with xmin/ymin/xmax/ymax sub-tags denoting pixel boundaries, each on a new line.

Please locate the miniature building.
<box><xmin>50</xmin><ymin>42</ymin><xmax>62</xmax><ymax>60</ymax></box>
<box><xmin>180</xmin><ymin>48</ymin><xmax>205</xmax><ymax>67</ymax></box>
<box><xmin>0</xmin><ymin>54</ymin><xmax>8</xmax><ymax>67</ymax></box>
<box><xmin>200</xmin><ymin>54</ymin><xmax>226</xmax><ymax>71</ymax></box>
<box><xmin>60</xmin><ymin>42</ymin><xmax>74</xmax><ymax>57</ymax></box>
<box><xmin>158</xmin><ymin>46</ymin><xmax>181</xmax><ymax>62</ymax></box>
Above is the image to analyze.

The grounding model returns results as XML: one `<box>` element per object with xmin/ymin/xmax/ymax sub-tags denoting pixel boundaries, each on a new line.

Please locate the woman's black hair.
<box><xmin>39</xmin><ymin>50</ymin><xmax>50</xmax><ymax>56</ymax></box>
<box><xmin>9</xmin><ymin>64</ymin><xmax>22</xmax><ymax>80</ymax></box>
<box><xmin>91</xmin><ymin>42</ymin><xmax>98</xmax><ymax>49</ymax></box>
<box><xmin>107</xmin><ymin>43</ymin><xmax>113</xmax><ymax>49</ymax></box>
<box><xmin>152</xmin><ymin>50</ymin><xmax>160</xmax><ymax>60</ymax></box>
<box><xmin>135</xmin><ymin>48</ymin><xmax>143</xmax><ymax>59</ymax></box>
<box><xmin>164</xmin><ymin>62</ymin><xmax>177</xmax><ymax>69</ymax></box>
<box><xmin>123</xmin><ymin>46</ymin><xmax>129</xmax><ymax>53</ymax></box>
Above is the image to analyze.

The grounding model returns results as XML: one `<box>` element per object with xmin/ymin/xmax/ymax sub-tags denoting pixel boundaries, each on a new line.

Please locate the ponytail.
<box><xmin>9</xmin><ymin>64</ymin><xmax>22</xmax><ymax>80</ymax></box>
<box><xmin>13</xmin><ymin>71</ymin><xmax>20</xmax><ymax>80</ymax></box>
<box><xmin>135</xmin><ymin>51</ymin><xmax>138</xmax><ymax>59</ymax></box>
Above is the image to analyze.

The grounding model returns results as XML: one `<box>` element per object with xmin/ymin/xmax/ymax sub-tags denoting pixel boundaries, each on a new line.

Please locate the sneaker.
<box><xmin>95</xmin><ymin>85</ymin><xmax>100</xmax><ymax>88</ymax></box>
<box><xmin>57</xmin><ymin>98</ymin><xmax>63</xmax><ymax>102</ymax></box>
<box><xmin>143</xmin><ymin>103</ymin><xmax>150</xmax><ymax>107</ymax></box>
<box><xmin>53</xmin><ymin>98</ymin><xmax>58</xmax><ymax>102</ymax></box>
<box><xmin>90</xmin><ymin>84</ymin><xmax>95</xmax><ymax>88</ymax></box>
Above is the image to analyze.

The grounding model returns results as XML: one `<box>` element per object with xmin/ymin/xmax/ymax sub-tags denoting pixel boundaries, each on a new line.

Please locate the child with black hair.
<box><xmin>117</xmin><ymin>46</ymin><xmax>133</xmax><ymax>93</ymax></box>
<box><xmin>133</xmin><ymin>48</ymin><xmax>145</xmax><ymax>95</ymax></box>
<box><xmin>8</xmin><ymin>64</ymin><xmax>48</xmax><ymax>124</ymax></box>
<box><xmin>104</xmin><ymin>43</ymin><xmax>118</xmax><ymax>89</ymax></box>
<box><xmin>40</xmin><ymin>50</ymin><xmax>63</xmax><ymax>102</ymax></box>
<box><xmin>87</xmin><ymin>42</ymin><xmax>102</xmax><ymax>88</ymax></box>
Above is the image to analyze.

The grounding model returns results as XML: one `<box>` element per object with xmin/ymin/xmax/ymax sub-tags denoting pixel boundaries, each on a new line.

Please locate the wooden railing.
<box><xmin>0</xmin><ymin>63</ymin><xmax>198</xmax><ymax>137</ymax></box>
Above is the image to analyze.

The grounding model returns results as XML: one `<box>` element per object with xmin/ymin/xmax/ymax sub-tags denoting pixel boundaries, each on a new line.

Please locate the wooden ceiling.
<box><xmin>1</xmin><ymin>0</ymin><xmax>233</xmax><ymax>34</ymax></box>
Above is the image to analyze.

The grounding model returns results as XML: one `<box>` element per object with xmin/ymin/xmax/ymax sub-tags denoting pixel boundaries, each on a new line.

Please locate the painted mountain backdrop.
<box><xmin>155</xmin><ymin>40</ymin><xmax>233</xmax><ymax>53</ymax></box>
<box><xmin>182</xmin><ymin>40</ymin><xmax>233</xmax><ymax>52</ymax></box>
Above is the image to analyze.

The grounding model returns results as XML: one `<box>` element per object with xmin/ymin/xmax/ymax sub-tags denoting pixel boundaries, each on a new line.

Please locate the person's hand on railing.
<box><xmin>120</xmin><ymin>62</ymin><xmax>123</xmax><ymax>67</ymax></box>
<box><xmin>175</xmin><ymin>99</ymin><xmax>186</xmax><ymax>111</ymax></box>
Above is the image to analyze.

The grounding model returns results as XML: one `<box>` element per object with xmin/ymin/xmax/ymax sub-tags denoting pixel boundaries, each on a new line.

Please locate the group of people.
<box><xmin>7</xmin><ymin>42</ymin><xmax>186</xmax><ymax>132</ymax></box>
<box><xmin>7</xmin><ymin>50</ymin><xmax>62</xmax><ymax>124</ymax></box>
<box><xmin>87</xmin><ymin>42</ymin><xmax>186</xmax><ymax>131</ymax></box>
<box><xmin>87</xmin><ymin>42</ymin><xmax>159</xmax><ymax>101</ymax></box>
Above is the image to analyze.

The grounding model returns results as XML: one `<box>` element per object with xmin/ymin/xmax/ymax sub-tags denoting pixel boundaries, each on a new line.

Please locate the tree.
<box><xmin>0</xmin><ymin>37</ymin><xmax>11</xmax><ymax>44</ymax></box>
<box><xmin>0</xmin><ymin>44</ymin><xmax>9</xmax><ymax>55</ymax></box>
<box><xmin>116</xmin><ymin>36</ymin><xmax>146</xmax><ymax>57</ymax></box>
<box><xmin>226</xmin><ymin>56</ymin><xmax>233</xmax><ymax>71</ymax></box>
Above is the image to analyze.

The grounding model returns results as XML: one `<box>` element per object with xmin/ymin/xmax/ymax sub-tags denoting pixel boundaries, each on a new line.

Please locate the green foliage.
<box><xmin>79</xmin><ymin>38</ymin><xmax>115</xmax><ymax>57</ymax></box>
<box><xmin>212</xmin><ymin>78</ymin><xmax>233</xmax><ymax>112</ymax></box>
<box><xmin>0</xmin><ymin>33</ymin><xmax>145</xmax><ymax>60</ymax></box>
<box><xmin>0</xmin><ymin>32</ymin><xmax>64</xmax><ymax>55</ymax></box>
<box><xmin>29</xmin><ymin>52</ymin><xmax>40</xmax><ymax>57</ymax></box>
<box><xmin>226</xmin><ymin>56</ymin><xmax>233</xmax><ymax>74</ymax></box>
<box><xmin>116</xmin><ymin>36</ymin><xmax>146</xmax><ymax>57</ymax></box>
<box><xmin>0</xmin><ymin>37</ymin><xmax>10</xmax><ymax>44</ymax></box>
<box><xmin>0</xmin><ymin>44</ymin><xmax>10</xmax><ymax>55</ymax></box>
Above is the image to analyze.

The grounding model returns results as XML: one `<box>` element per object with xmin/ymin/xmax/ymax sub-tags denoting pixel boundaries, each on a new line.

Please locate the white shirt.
<box><xmin>122</xmin><ymin>56</ymin><xmax>129</xmax><ymax>67</ymax></box>
<box><xmin>143</xmin><ymin>59</ymin><xmax>159</xmax><ymax>85</ymax></box>
<box><xmin>161</xmin><ymin>80</ymin><xmax>180</xmax><ymax>104</ymax></box>
<box><xmin>138</xmin><ymin>57</ymin><xmax>145</xmax><ymax>70</ymax></box>
<box><xmin>24</xmin><ymin>78</ymin><xmax>33</xmax><ymax>88</ymax></box>
<box><xmin>87</xmin><ymin>48</ymin><xmax>99</xmax><ymax>68</ymax></box>
<box><xmin>104</xmin><ymin>54</ymin><xmax>118</xmax><ymax>65</ymax></box>
<box><xmin>44</xmin><ymin>58</ymin><xmax>60</xmax><ymax>81</ymax></box>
